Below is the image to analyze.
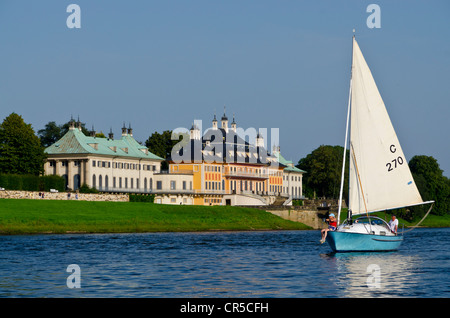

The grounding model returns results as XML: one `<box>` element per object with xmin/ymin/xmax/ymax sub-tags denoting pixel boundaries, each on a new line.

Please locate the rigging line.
<box><xmin>350</xmin><ymin>142</ymin><xmax>371</xmax><ymax>233</ymax></box>
<box><xmin>338</xmin><ymin>78</ymin><xmax>352</xmax><ymax>226</ymax></box>
<box><xmin>401</xmin><ymin>202</ymin><xmax>434</xmax><ymax>234</ymax></box>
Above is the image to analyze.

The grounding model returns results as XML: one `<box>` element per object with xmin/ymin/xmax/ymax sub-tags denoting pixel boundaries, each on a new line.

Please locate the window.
<box><xmin>92</xmin><ymin>161</ymin><xmax>96</xmax><ymax>167</ymax></box>
<box><xmin>170</xmin><ymin>181</ymin><xmax>176</xmax><ymax>190</ymax></box>
<box><xmin>183</xmin><ymin>181</ymin><xmax>187</xmax><ymax>190</ymax></box>
<box><xmin>113</xmin><ymin>177</ymin><xmax>116</xmax><ymax>188</ymax></box>
<box><xmin>119</xmin><ymin>177</ymin><xmax>122</xmax><ymax>188</ymax></box>
<box><xmin>156</xmin><ymin>181</ymin><xmax>162</xmax><ymax>190</ymax></box>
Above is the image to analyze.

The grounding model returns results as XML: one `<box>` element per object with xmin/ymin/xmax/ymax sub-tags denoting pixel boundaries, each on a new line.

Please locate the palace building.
<box><xmin>44</xmin><ymin>113</ymin><xmax>304</xmax><ymax>206</ymax></box>
<box><xmin>44</xmin><ymin>119</ymin><xmax>164</xmax><ymax>193</ymax></box>
<box><xmin>164</xmin><ymin>111</ymin><xmax>305</xmax><ymax>206</ymax></box>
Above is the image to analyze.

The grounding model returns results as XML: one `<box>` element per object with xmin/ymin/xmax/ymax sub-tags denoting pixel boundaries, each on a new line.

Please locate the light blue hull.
<box><xmin>326</xmin><ymin>231</ymin><xmax>403</xmax><ymax>252</ymax></box>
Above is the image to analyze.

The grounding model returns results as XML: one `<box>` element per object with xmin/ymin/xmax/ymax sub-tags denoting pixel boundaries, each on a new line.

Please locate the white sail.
<box><xmin>348</xmin><ymin>37</ymin><xmax>424</xmax><ymax>215</ymax></box>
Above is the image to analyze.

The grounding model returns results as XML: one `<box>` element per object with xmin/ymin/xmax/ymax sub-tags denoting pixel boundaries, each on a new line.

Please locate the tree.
<box><xmin>38</xmin><ymin>121</ymin><xmax>63</xmax><ymax>147</ymax></box>
<box><xmin>145</xmin><ymin>130</ymin><xmax>185</xmax><ymax>170</ymax></box>
<box><xmin>38</xmin><ymin>119</ymin><xmax>89</xmax><ymax>147</ymax></box>
<box><xmin>0</xmin><ymin>113</ymin><xmax>47</xmax><ymax>175</ymax></box>
<box><xmin>409</xmin><ymin>155</ymin><xmax>449</xmax><ymax>216</ymax></box>
<box><xmin>297</xmin><ymin>145</ymin><xmax>349</xmax><ymax>199</ymax></box>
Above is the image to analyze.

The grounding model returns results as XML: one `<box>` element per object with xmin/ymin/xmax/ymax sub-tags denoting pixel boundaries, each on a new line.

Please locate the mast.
<box><xmin>337</xmin><ymin>34</ymin><xmax>354</xmax><ymax>226</ymax></box>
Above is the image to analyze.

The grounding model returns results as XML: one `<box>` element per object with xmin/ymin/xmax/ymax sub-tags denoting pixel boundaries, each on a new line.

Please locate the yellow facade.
<box><xmin>170</xmin><ymin>162</ymin><xmax>284</xmax><ymax>206</ymax></box>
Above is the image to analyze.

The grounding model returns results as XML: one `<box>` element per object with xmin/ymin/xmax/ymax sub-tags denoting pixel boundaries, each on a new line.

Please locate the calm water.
<box><xmin>0</xmin><ymin>228</ymin><xmax>448</xmax><ymax>298</ymax></box>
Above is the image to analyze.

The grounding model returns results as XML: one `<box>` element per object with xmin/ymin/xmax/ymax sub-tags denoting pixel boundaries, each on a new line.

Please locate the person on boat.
<box><xmin>320</xmin><ymin>213</ymin><xmax>337</xmax><ymax>243</ymax></box>
<box><xmin>388</xmin><ymin>215</ymin><xmax>398</xmax><ymax>235</ymax></box>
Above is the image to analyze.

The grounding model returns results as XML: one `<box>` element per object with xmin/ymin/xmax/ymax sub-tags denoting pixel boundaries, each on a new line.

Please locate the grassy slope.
<box><xmin>0</xmin><ymin>199</ymin><xmax>311</xmax><ymax>235</ymax></box>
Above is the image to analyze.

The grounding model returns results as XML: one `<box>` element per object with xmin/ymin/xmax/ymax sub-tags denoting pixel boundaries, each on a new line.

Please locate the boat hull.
<box><xmin>326</xmin><ymin>230</ymin><xmax>403</xmax><ymax>252</ymax></box>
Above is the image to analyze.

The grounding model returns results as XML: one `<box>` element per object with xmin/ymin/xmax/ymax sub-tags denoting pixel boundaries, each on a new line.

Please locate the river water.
<box><xmin>0</xmin><ymin>228</ymin><xmax>448</xmax><ymax>298</ymax></box>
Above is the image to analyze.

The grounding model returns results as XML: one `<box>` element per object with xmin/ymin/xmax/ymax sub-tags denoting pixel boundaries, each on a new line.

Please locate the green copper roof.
<box><xmin>45</xmin><ymin>128</ymin><xmax>164</xmax><ymax>161</ymax></box>
<box><xmin>274</xmin><ymin>151</ymin><xmax>306</xmax><ymax>173</ymax></box>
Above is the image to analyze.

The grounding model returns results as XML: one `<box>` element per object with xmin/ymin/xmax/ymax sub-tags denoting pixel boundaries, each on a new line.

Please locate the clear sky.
<box><xmin>1</xmin><ymin>1</ymin><xmax>449</xmax><ymax>176</ymax></box>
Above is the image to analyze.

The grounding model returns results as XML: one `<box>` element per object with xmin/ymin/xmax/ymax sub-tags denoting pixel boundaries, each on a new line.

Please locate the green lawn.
<box><xmin>0</xmin><ymin>199</ymin><xmax>311</xmax><ymax>235</ymax></box>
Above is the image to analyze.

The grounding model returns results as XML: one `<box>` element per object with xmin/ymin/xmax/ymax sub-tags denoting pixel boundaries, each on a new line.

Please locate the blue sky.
<box><xmin>1</xmin><ymin>1</ymin><xmax>449</xmax><ymax>176</ymax></box>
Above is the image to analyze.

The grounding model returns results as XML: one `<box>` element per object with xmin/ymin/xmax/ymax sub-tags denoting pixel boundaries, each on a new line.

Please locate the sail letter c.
<box><xmin>390</xmin><ymin>144</ymin><xmax>396</xmax><ymax>153</ymax></box>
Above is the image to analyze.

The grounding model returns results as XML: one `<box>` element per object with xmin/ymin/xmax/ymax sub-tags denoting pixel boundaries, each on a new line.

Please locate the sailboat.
<box><xmin>326</xmin><ymin>36</ymin><xmax>434</xmax><ymax>252</ymax></box>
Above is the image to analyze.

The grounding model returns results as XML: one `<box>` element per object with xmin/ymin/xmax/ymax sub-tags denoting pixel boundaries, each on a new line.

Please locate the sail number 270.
<box><xmin>386</xmin><ymin>144</ymin><xmax>404</xmax><ymax>172</ymax></box>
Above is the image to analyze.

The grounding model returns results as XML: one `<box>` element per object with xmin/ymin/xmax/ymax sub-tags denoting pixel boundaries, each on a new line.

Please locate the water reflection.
<box><xmin>321</xmin><ymin>252</ymin><xmax>421</xmax><ymax>297</ymax></box>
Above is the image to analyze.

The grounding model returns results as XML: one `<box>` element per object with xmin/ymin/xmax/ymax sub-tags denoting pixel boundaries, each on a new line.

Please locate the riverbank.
<box><xmin>0</xmin><ymin>198</ymin><xmax>311</xmax><ymax>235</ymax></box>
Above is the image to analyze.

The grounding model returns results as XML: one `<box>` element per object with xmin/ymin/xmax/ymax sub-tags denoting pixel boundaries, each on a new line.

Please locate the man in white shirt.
<box><xmin>388</xmin><ymin>215</ymin><xmax>398</xmax><ymax>234</ymax></box>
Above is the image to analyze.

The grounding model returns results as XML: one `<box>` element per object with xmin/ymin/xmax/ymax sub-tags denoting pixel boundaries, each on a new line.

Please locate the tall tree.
<box><xmin>409</xmin><ymin>155</ymin><xmax>449</xmax><ymax>216</ymax></box>
<box><xmin>38</xmin><ymin>119</ymin><xmax>89</xmax><ymax>147</ymax></box>
<box><xmin>297</xmin><ymin>145</ymin><xmax>349</xmax><ymax>200</ymax></box>
<box><xmin>145</xmin><ymin>130</ymin><xmax>186</xmax><ymax>170</ymax></box>
<box><xmin>37</xmin><ymin>121</ymin><xmax>63</xmax><ymax>147</ymax></box>
<box><xmin>0</xmin><ymin>113</ymin><xmax>47</xmax><ymax>175</ymax></box>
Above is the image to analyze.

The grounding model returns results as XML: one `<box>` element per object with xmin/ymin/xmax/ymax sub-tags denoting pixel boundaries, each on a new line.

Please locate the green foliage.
<box><xmin>129</xmin><ymin>194</ymin><xmax>155</xmax><ymax>203</ymax></box>
<box><xmin>40</xmin><ymin>175</ymin><xmax>66</xmax><ymax>192</ymax></box>
<box><xmin>38</xmin><ymin>119</ymin><xmax>90</xmax><ymax>147</ymax></box>
<box><xmin>0</xmin><ymin>174</ymin><xmax>65</xmax><ymax>192</ymax></box>
<box><xmin>0</xmin><ymin>113</ymin><xmax>47</xmax><ymax>175</ymax></box>
<box><xmin>297</xmin><ymin>145</ymin><xmax>349</xmax><ymax>199</ymax></box>
<box><xmin>292</xmin><ymin>199</ymin><xmax>304</xmax><ymax>206</ymax></box>
<box><xmin>79</xmin><ymin>183</ymin><xmax>99</xmax><ymax>193</ymax></box>
<box><xmin>409</xmin><ymin>155</ymin><xmax>449</xmax><ymax>216</ymax></box>
<box><xmin>145</xmin><ymin>130</ymin><xmax>187</xmax><ymax>169</ymax></box>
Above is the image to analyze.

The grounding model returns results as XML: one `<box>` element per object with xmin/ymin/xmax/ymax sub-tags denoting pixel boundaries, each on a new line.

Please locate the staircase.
<box><xmin>271</xmin><ymin>196</ymin><xmax>287</xmax><ymax>206</ymax></box>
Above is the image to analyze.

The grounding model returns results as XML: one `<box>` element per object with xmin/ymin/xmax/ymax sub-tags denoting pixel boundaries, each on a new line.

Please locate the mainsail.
<box><xmin>348</xmin><ymin>37</ymin><xmax>424</xmax><ymax>215</ymax></box>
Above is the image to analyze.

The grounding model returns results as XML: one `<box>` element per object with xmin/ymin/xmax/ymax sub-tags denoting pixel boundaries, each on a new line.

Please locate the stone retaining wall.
<box><xmin>265</xmin><ymin>208</ymin><xmax>327</xmax><ymax>229</ymax></box>
<box><xmin>0</xmin><ymin>190</ymin><xmax>129</xmax><ymax>202</ymax></box>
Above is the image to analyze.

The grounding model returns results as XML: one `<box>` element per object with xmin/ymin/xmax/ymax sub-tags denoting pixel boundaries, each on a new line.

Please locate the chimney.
<box><xmin>221</xmin><ymin>106</ymin><xmax>228</xmax><ymax>132</ymax></box>
<box><xmin>121</xmin><ymin>122</ymin><xmax>127</xmax><ymax>136</ymax></box>
<box><xmin>190</xmin><ymin>122</ymin><xmax>201</xmax><ymax>140</ymax></box>
<box><xmin>256</xmin><ymin>131</ymin><xmax>264</xmax><ymax>148</ymax></box>
<box><xmin>212</xmin><ymin>114</ymin><xmax>218</xmax><ymax>130</ymax></box>
<box><xmin>69</xmin><ymin>115</ymin><xmax>76</xmax><ymax>130</ymax></box>
<box><xmin>108</xmin><ymin>128</ymin><xmax>114</xmax><ymax>140</ymax></box>
<box><xmin>127</xmin><ymin>123</ymin><xmax>133</xmax><ymax>136</ymax></box>
<box><xmin>231</xmin><ymin>113</ymin><xmax>236</xmax><ymax>132</ymax></box>
<box><xmin>90</xmin><ymin>125</ymin><xmax>96</xmax><ymax>137</ymax></box>
<box><xmin>77</xmin><ymin>116</ymin><xmax>82</xmax><ymax>131</ymax></box>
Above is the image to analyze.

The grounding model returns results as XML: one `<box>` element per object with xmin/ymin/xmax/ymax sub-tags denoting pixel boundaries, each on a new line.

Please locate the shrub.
<box><xmin>0</xmin><ymin>174</ymin><xmax>65</xmax><ymax>192</ymax></box>
<box><xmin>79</xmin><ymin>183</ymin><xmax>99</xmax><ymax>193</ymax></box>
<box><xmin>129</xmin><ymin>194</ymin><xmax>155</xmax><ymax>203</ymax></box>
